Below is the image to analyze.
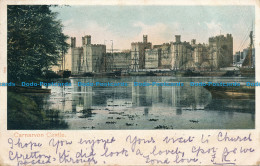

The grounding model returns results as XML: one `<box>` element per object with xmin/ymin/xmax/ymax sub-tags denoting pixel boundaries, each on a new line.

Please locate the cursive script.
<box><xmin>7</xmin><ymin>132</ymin><xmax>255</xmax><ymax>166</ymax></box>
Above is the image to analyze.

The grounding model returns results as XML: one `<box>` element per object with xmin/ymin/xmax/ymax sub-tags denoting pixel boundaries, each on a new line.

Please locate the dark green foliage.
<box><xmin>8</xmin><ymin>5</ymin><xmax>69</xmax><ymax>82</ymax></box>
<box><xmin>8</xmin><ymin>92</ymin><xmax>68</xmax><ymax>130</ymax></box>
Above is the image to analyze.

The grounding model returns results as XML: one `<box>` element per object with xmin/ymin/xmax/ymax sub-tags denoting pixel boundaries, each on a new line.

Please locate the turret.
<box><xmin>175</xmin><ymin>35</ymin><xmax>181</xmax><ymax>43</ymax></box>
<box><xmin>86</xmin><ymin>35</ymin><xmax>91</xmax><ymax>45</ymax></box>
<box><xmin>71</xmin><ymin>37</ymin><xmax>76</xmax><ymax>48</ymax></box>
<box><xmin>143</xmin><ymin>35</ymin><xmax>148</xmax><ymax>43</ymax></box>
<box><xmin>82</xmin><ymin>37</ymin><xmax>86</xmax><ymax>45</ymax></box>
<box><xmin>191</xmin><ymin>39</ymin><xmax>196</xmax><ymax>45</ymax></box>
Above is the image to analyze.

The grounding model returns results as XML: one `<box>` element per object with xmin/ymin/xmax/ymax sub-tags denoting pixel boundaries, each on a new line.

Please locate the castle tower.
<box><xmin>208</xmin><ymin>34</ymin><xmax>233</xmax><ymax>69</ymax></box>
<box><xmin>143</xmin><ymin>35</ymin><xmax>148</xmax><ymax>43</ymax></box>
<box><xmin>191</xmin><ymin>39</ymin><xmax>196</xmax><ymax>45</ymax></box>
<box><xmin>175</xmin><ymin>35</ymin><xmax>181</xmax><ymax>43</ymax></box>
<box><xmin>71</xmin><ymin>37</ymin><xmax>76</xmax><ymax>48</ymax></box>
<box><xmin>82</xmin><ymin>37</ymin><xmax>86</xmax><ymax>45</ymax></box>
<box><xmin>86</xmin><ymin>35</ymin><xmax>91</xmax><ymax>45</ymax></box>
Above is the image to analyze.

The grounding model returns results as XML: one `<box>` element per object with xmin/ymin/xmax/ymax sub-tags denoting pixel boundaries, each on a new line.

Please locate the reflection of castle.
<box><xmin>131</xmin><ymin>80</ymin><xmax>210</xmax><ymax>108</ymax></box>
<box><xmin>71</xmin><ymin>34</ymin><xmax>234</xmax><ymax>74</ymax></box>
<box><xmin>70</xmin><ymin>78</ymin><xmax>211</xmax><ymax>113</ymax></box>
<box><xmin>71</xmin><ymin>80</ymin><xmax>93</xmax><ymax>112</ymax></box>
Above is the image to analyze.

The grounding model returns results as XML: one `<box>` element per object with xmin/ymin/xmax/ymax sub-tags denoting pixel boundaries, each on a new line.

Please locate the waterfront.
<box><xmin>26</xmin><ymin>76</ymin><xmax>255</xmax><ymax>129</ymax></box>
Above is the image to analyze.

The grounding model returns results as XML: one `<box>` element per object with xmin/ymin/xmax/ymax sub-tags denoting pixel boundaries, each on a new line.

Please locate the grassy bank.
<box><xmin>8</xmin><ymin>92</ymin><xmax>68</xmax><ymax>130</ymax></box>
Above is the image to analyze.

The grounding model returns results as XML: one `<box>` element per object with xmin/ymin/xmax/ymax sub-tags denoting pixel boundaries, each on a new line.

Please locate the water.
<box><xmin>38</xmin><ymin>76</ymin><xmax>255</xmax><ymax>129</ymax></box>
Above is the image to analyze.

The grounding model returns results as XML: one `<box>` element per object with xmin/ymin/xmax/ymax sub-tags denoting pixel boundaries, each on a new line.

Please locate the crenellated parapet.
<box><xmin>90</xmin><ymin>44</ymin><xmax>106</xmax><ymax>47</ymax></box>
<box><xmin>131</xmin><ymin>42</ymin><xmax>150</xmax><ymax>45</ymax></box>
<box><xmin>209</xmin><ymin>34</ymin><xmax>233</xmax><ymax>43</ymax></box>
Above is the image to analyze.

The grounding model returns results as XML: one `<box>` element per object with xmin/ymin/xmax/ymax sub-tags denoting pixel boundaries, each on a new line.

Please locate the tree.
<box><xmin>8</xmin><ymin>5</ymin><xmax>69</xmax><ymax>82</ymax></box>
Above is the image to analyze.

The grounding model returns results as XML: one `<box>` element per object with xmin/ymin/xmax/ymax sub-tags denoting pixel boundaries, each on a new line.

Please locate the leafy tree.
<box><xmin>8</xmin><ymin>5</ymin><xmax>69</xmax><ymax>82</ymax></box>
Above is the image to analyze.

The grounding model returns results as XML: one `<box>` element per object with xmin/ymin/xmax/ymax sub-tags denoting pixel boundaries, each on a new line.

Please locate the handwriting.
<box><xmin>8</xmin><ymin>138</ymin><xmax>42</xmax><ymax>150</ymax></box>
<box><xmin>9</xmin><ymin>150</ymin><xmax>51</xmax><ymax>166</ymax></box>
<box><xmin>6</xmin><ymin>132</ymin><xmax>256</xmax><ymax>166</ymax></box>
<box><xmin>49</xmin><ymin>138</ymin><xmax>72</xmax><ymax>154</ymax></box>
<box><xmin>217</xmin><ymin>132</ymin><xmax>252</xmax><ymax>142</ymax></box>
<box><xmin>78</xmin><ymin>137</ymin><xmax>116</xmax><ymax>149</ymax></box>
<box><xmin>101</xmin><ymin>147</ymin><xmax>128</xmax><ymax>157</ymax></box>
<box><xmin>58</xmin><ymin>149</ymin><xmax>97</xmax><ymax>164</ymax></box>
<box><xmin>163</xmin><ymin>135</ymin><xmax>194</xmax><ymax>144</ymax></box>
<box><xmin>126</xmin><ymin>135</ymin><xmax>155</xmax><ymax>152</ymax></box>
<box><xmin>150</xmin><ymin>145</ymin><xmax>184</xmax><ymax>157</ymax></box>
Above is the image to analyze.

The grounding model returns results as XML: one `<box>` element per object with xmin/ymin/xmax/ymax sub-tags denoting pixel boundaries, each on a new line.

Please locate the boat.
<box><xmin>8</xmin><ymin>85</ymin><xmax>51</xmax><ymax>93</ymax></box>
<box><xmin>204</xmin><ymin>85</ymin><xmax>255</xmax><ymax>99</ymax></box>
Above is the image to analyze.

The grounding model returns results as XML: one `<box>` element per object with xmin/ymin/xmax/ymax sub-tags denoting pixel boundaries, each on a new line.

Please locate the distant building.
<box><xmin>234</xmin><ymin>51</ymin><xmax>241</xmax><ymax>64</ymax></box>
<box><xmin>234</xmin><ymin>48</ymin><xmax>255</xmax><ymax>67</ymax></box>
<box><xmin>71</xmin><ymin>36</ymin><xmax>106</xmax><ymax>75</ymax></box>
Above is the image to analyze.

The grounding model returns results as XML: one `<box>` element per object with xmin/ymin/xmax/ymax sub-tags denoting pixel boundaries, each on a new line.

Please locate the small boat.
<box><xmin>204</xmin><ymin>85</ymin><xmax>255</xmax><ymax>99</ymax></box>
<box><xmin>8</xmin><ymin>85</ymin><xmax>51</xmax><ymax>93</ymax></box>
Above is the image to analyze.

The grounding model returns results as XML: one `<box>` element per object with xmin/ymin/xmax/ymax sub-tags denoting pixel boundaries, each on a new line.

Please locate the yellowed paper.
<box><xmin>0</xmin><ymin>0</ymin><xmax>260</xmax><ymax>165</ymax></box>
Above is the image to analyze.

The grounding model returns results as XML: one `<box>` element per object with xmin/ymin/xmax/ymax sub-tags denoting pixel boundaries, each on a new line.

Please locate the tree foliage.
<box><xmin>8</xmin><ymin>5</ymin><xmax>69</xmax><ymax>82</ymax></box>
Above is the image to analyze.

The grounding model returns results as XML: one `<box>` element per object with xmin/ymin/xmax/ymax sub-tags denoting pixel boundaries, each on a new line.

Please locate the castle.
<box><xmin>71</xmin><ymin>34</ymin><xmax>233</xmax><ymax>75</ymax></box>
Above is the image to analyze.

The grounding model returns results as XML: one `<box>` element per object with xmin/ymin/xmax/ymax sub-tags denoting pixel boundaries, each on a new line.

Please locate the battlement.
<box><xmin>90</xmin><ymin>44</ymin><xmax>106</xmax><ymax>47</ymax></box>
<box><xmin>131</xmin><ymin>34</ymin><xmax>151</xmax><ymax>45</ymax></box>
<box><xmin>162</xmin><ymin>43</ymin><xmax>171</xmax><ymax>45</ymax></box>
<box><xmin>209</xmin><ymin>34</ymin><xmax>233</xmax><ymax>42</ymax></box>
<box><xmin>131</xmin><ymin>42</ymin><xmax>152</xmax><ymax>45</ymax></box>
<box><xmin>82</xmin><ymin>35</ymin><xmax>91</xmax><ymax>45</ymax></box>
<box><xmin>172</xmin><ymin>41</ymin><xmax>191</xmax><ymax>46</ymax></box>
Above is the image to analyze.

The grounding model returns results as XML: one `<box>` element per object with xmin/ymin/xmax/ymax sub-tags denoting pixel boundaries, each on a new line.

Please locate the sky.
<box><xmin>50</xmin><ymin>5</ymin><xmax>255</xmax><ymax>70</ymax></box>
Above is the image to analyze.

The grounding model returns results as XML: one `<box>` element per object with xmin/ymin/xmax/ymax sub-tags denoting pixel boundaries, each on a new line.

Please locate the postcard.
<box><xmin>0</xmin><ymin>0</ymin><xmax>259</xmax><ymax>165</ymax></box>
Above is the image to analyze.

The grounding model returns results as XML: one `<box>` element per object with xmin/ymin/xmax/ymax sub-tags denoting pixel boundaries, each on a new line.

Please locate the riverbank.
<box><xmin>7</xmin><ymin>92</ymin><xmax>68</xmax><ymax>130</ymax></box>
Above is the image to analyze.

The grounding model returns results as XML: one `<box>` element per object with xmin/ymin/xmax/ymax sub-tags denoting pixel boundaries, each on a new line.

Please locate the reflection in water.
<box><xmin>176</xmin><ymin>108</ymin><xmax>182</xmax><ymax>115</ymax></box>
<box><xmin>43</xmin><ymin>109</ymin><xmax>68</xmax><ymax>129</ymax></box>
<box><xmin>144</xmin><ymin>108</ymin><xmax>149</xmax><ymax>116</ymax></box>
<box><xmin>38</xmin><ymin>76</ymin><xmax>255</xmax><ymax>129</ymax></box>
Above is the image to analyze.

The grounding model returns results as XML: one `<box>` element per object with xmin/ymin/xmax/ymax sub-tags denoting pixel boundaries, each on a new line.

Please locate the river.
<box><xmin>35</xmin><ymin>76</ymin><xmax>255</xmax><ymax>129</ymax></box>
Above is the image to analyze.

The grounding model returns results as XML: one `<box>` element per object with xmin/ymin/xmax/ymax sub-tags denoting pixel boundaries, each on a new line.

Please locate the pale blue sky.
<box><xmin>51</xmin><ymin>6</ymin><xmax>255</xmax><ymax>52</ymax></box>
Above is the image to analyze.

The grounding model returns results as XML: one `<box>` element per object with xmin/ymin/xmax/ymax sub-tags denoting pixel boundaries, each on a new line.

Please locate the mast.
<box><xmin>242</xmin><ymin>30</ymin><xmax>254</xmax><ymax>68</ymax></box>
<box><xmin>111</xmin><ymin>40</ymin><xmax>114</xmax><ymax>71</ymax></box>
